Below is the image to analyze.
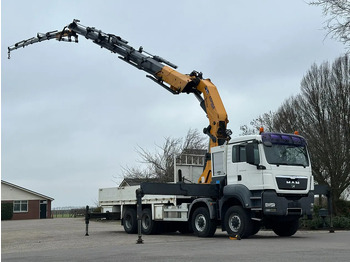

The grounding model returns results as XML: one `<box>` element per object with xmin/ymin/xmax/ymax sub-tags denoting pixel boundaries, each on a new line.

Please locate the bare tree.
<box><xmin>121</xmin><ymin>128</ymin><xmax>207</xmax><ymax>182</ymax></box>
<box><xmin>240</xmin><ymin>111</ymin><xmax>275</xmax><ymax>135</ymax></box>
<box><xmin>285</xmin><ymin>57</ymin><xmax>349</xmax><ymax>210</ymax></box>
<box><xmin>310</xmin><ymin>0</ymin><xmax>350</xmax><ymax>51</ymax></box>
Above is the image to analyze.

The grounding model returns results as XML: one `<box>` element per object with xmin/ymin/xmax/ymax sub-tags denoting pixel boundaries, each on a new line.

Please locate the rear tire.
<box><xmin>224</xmin><ymin>206</ymin><xmax>253</xmax><ymax>238</ymax></box>
<box><xmin>123</xmin><ymin>208</ymin><xmax>137</xmax><ymax>234</ymax></box>
<box><xmin>141</xmin><ymin>208</ymin><xmax>158</xmax><ymax>235</ymax></box>
<box><xmin>191</xmin><ymin>207</ymin><xmax>216</xmax><ymax>237</ymax></box>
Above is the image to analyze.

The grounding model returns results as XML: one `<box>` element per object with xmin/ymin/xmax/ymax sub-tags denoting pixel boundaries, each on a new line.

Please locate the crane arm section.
<box><xmin>8</xmin><ymin>19</ymin><xmax>231</xmax><ymax>183</ymax></box>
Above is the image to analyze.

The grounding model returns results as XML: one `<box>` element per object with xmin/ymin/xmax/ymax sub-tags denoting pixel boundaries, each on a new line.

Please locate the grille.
<box><xmin>276</xmin><ymin>176</ymin><xmax>307</xmax><ymax>190</ymax></box>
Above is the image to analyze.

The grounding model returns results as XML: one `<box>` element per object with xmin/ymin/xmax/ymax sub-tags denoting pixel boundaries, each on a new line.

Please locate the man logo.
<box><xmin>286</xmin><ymin>180</ymin><xmax>300</xmax><ymax>185</ymax></box>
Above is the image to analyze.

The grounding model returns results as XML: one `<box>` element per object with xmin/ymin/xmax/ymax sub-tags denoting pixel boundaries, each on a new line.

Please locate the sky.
<box><xmin>1</xmin><ymin>0</ymin><xmax>345</xmax><ymax>208</ymax></box>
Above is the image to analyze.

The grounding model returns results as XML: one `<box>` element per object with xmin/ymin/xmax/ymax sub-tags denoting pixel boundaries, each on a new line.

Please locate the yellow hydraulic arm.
<box><xmin>8</xmin><ymin>19</ymin><xmax>232</xmax><ymax>184</ymax></box>
<box><xmin>157</xmin><ymin>67</ymin><xmax>231</xmax><ymax>183</ymax></box>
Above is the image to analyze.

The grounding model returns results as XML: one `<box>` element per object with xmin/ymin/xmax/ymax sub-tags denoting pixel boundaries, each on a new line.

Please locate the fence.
<box><xmin>52</xmin><ymin>207</ymin><xmax>98</xmax><ymax>218</ymax></box>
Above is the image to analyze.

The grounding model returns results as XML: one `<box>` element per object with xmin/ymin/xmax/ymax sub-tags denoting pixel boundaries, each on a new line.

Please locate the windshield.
<box><xmin>262</xmin><ymin>133</ymin><xmax>309</xmax><ymax>167</ymax></box>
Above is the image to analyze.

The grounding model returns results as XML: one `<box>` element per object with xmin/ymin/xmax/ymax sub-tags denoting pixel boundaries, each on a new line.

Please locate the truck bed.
<box><xmin>99</xmin><ymin>185</ymin><xmax>179</xmax><ymax>208</ymax></box>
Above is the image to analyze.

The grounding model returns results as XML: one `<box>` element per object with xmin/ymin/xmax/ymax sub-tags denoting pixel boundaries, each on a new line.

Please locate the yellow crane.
<box><xmin>8</xmin><ymin>19</ymin><xmax>232</xmax><ymax>184</ymax></box>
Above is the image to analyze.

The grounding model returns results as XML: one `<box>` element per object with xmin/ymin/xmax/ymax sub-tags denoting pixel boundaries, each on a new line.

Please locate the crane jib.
<box><xmin>8</xmin><ymin>19</ymin><xmax>231</xmax><ymax>184</ymax></box>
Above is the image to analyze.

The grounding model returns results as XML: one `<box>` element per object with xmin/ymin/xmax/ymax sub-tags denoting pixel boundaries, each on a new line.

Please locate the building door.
<box><xmin>40</xmin><ymin>200</ymin><xmax>47</xmax><ymax>219</ymax></box>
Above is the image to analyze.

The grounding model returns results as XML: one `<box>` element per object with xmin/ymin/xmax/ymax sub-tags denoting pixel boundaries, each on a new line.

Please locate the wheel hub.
<box><xmin>125</xmin><ymin>215</ymin><xmax>132</xmax><ymax>229</ymax></box>
<box><xmin>229</xmin><ymin>215</ymin><xmax>241</xmax><ymax>232</ymax></box>
<box><xmin>142</xmin><ymin>215</ymin><xmax>150</xmax><ymax>230</ymax></box>
<box><xmin>195</xmin><ymin>214</ymin><xmax>207</xmax><ymax>232</ymax></box>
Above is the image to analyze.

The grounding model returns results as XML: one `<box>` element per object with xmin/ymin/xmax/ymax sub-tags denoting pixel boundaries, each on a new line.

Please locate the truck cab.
<box><xmin>210</xmin><ymin>132</ymin><xmax>314</xmax><ymax>237</ymax></box>
<box><xmin>212</xmin><ymin>132</ymin><xmax>313</xmax><ymax>192</ymax></box>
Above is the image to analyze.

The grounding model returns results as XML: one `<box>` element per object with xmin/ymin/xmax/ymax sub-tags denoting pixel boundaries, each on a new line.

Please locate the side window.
<box><xmin>232</xmin><ymin>145</ymin><xmax>246</xmax><ymax>163</ymax></box>
<box><xmin>253</xmin><ymin>144</ymin><xmax>260</xmax><ymax>164</ymax></box>
<box><xmin>232</xmin><ymin>143</ymin><xmax>259</xmax><ymax>163</ymax></box>
<box><xmin>239</xmin><ymin>146</ymin><xmax>246</xmax><ymax>162</ymax></box>
<box><xmin>232</xmin><ymin>146</ymin><xmax>238</xmax><ymax>162</ymax></box>
<box><xmin>212</xmin><ymin>151</ymin><xmax>224</xmax><ymax>176</ymax></box>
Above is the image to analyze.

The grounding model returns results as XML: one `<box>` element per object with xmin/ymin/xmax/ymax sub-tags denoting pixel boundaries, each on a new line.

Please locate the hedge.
<box><xmin>1</xmin><ymin>202</ymin><xmax>13</xmax><ymax>220</ymax></box>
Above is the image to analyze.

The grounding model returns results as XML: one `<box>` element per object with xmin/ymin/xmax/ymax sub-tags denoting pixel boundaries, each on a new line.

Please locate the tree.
<box><xmin>121</xmin><ymin>128</ymin><xmax>207</xmax><ymax>182</ymax></box>
<box><xmin>310</xmin><ymin>0</ymin><xmax>350</xmax><ymax>51</ymax></box>
<box><xmin>280</xmin><ymin>56</ymin><xmax>349</xmax><ymax>212</ymax></box>
<box><xmin>244</xmin><ymin>55</ymin><xmax>350</xmax><ymax>214</ymax></box>
<box><xmin>240</xmin><ymin>111</ymin><xmax>275</xmax><ymax>135</ymax></box>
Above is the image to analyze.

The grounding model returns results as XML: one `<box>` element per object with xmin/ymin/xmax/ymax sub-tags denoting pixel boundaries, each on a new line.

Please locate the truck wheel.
<box><xmin>272</xmin><ymin>218</ymin><xmax>299</xmax><ymax>237</ymax></box>
<box><xmin>191</xmin><ymin>207</ymin><xmax>216</xmax><ymax>237</ymax></box>
<box><xmin>178</xmin><ymin>222</ymin><xmax>193</xmax><ymax>234</ymax></box>
<box><xmin>224</xmin><ymin>206</ymin><xmax>252</xmax><ymax>238</ymax></box>
<box><xmin>251</xmin><ymin>221</ymin><xmax>261</xmax><ymax>236</ymax></box>
<box><xmin>162</xmin><ymin>222</ymin><xmax>178</xmax><ymax>233</ymax></box>
<box><xmin>141</xmin><ymin>208</ymin><xmax>157</xmax><ymax>235</ymax></box>
<box><xmin>123</xmin><ymin>208</ymin><xmax>137</xmax><ymax>234</ymax></box>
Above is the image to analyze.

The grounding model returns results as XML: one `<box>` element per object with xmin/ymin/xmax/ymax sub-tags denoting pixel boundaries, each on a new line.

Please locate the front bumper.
<box><xmin>262</xmin><ymin>190</ymin><xmax>314</xmax><ymax>216</ymax></box>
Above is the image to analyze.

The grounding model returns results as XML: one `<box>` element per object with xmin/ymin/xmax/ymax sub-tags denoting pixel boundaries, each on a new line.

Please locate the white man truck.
<box><xmin>99</xmin><ymin>131</ymin><xmax>314</xmax><ymax>238</ymax></box>
<box><xmin>9</xmin><ymin>20</ymin><xmax>315</xmax><ymax>238</ymax></box>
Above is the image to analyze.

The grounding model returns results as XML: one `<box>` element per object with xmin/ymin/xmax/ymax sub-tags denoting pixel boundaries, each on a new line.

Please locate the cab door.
<box><xmin>226</xmin><ymin>142</ymin><xmax>263</xmax><ymax>190</ymax></box>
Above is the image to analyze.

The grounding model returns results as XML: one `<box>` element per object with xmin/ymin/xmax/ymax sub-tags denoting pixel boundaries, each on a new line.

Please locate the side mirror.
<box><xmin>246</xmin><ymin>143</ymin><xmax>259</xmax><ymax>166</ymax></box>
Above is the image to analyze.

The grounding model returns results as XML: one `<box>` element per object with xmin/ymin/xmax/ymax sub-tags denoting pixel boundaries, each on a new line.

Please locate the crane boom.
<box><xmin>8</xmin><ymin>19</ymin><xmax>232</xmax><ymax>183</ymax></box>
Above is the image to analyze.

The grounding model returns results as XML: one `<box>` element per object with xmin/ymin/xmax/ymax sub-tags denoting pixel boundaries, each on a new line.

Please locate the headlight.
<box><xmin>265</xmin><ymin>202</ymin><xmax>276</xmax><ymax>208</ymax></box>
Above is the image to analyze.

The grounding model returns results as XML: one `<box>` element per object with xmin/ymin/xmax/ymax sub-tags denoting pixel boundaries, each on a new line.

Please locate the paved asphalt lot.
<box><xmin>1</xmin><ymin>218</ymin><xmax>350</xmax><ymax>262</ymax></box>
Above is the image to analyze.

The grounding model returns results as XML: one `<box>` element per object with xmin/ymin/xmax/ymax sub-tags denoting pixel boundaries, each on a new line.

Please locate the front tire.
<box><xmin>191</xmin><ymin>207</ymin><xmax>216</xmax><ymax>237</ymax></box>
<box><xmin>272</xmin><ymin>218</ymin><xmax>299</xmax><ymax>237</ymax></box>
<box><xmin>178</xmin><ymin>222</ymin><xmax>193</xmax><ymax>234</ymax></box>
<box><xmin>224</xmin><ymin>206</ymin><xmax>253</xmax><ymax>238</ymax></box>
<box><xmin>251</xmin><ymin>221</ymin><xmax>261</xmax><ymax>236</ymax></box>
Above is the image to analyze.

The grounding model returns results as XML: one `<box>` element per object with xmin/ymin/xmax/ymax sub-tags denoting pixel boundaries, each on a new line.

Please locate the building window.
<box><xmin>13</xmin><ymin>200</ymin><xmax>28</xmax><ymax>213</ymax></box>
